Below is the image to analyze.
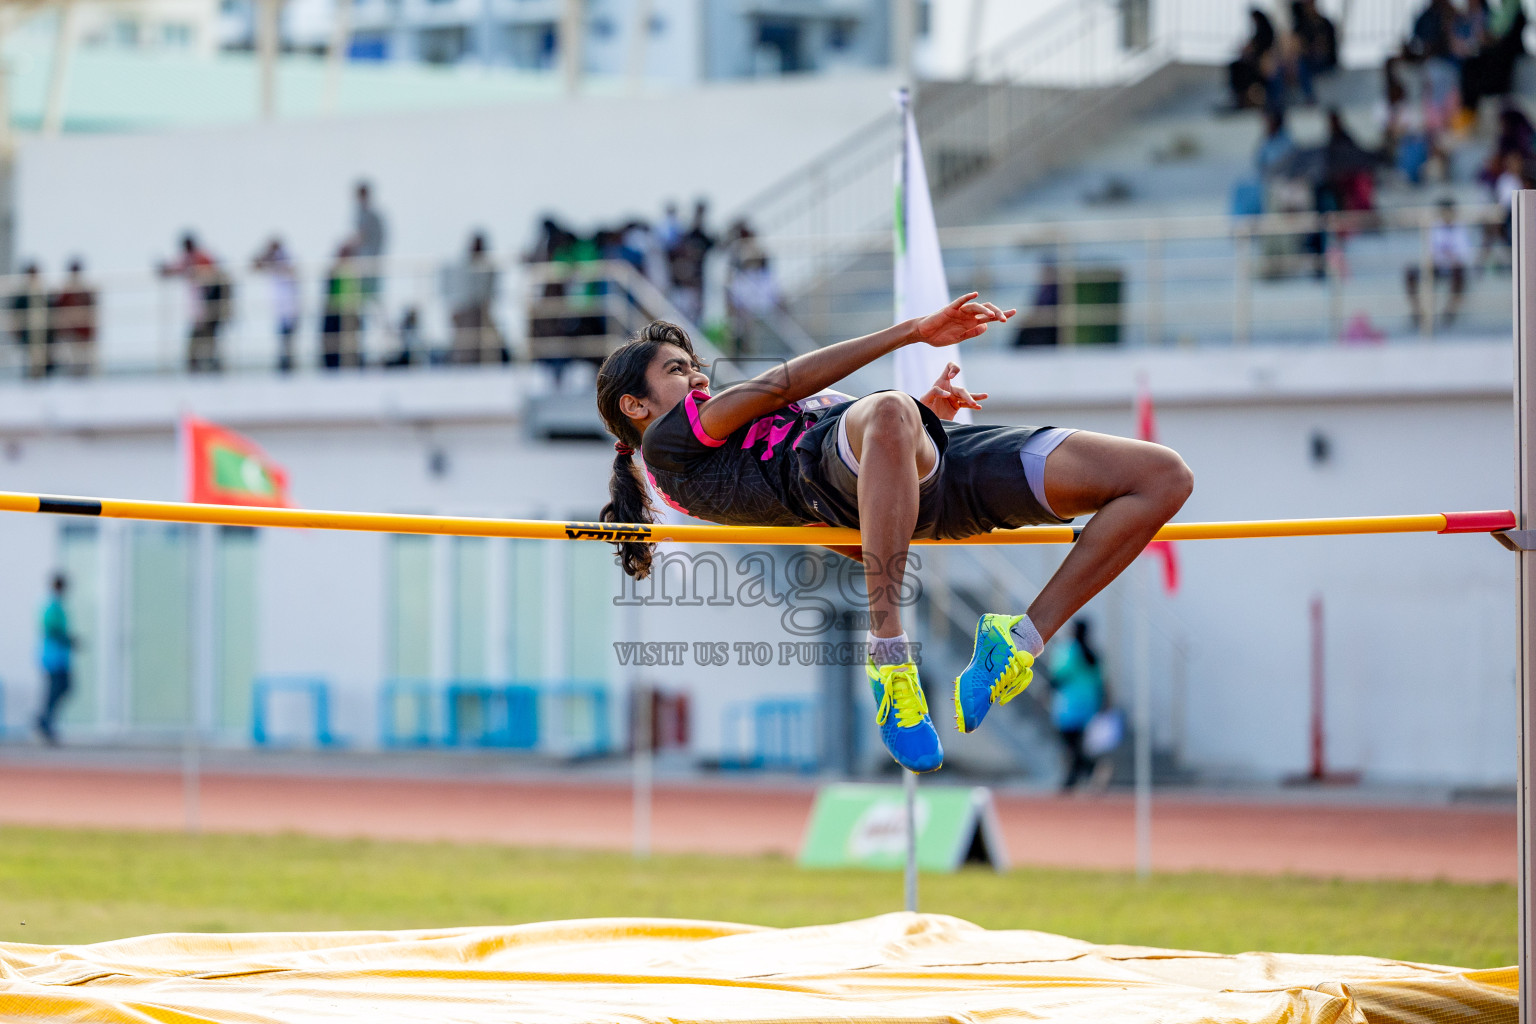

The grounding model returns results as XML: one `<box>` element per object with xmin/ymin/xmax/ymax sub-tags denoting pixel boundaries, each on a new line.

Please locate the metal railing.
<box><xmin>736</xmin><ymin>0</ymin><xmax>1432</xmax><ymax>260</ymax></box>
<box><xmin>0</xmin><ymin>202</ymin><xmax>1508</xmax><ymax>383</ymax></box>
<box><xmin>735</xmin><ymin>0</ymin><xmax>1172</xmax><ymax>253</ymax></box>
<box><xmin>0</xmin><ymin>254</ymin><xmax>722</xmax><ymax>381</ymax></box>
<box><xmin>758</xmin><ymin>203</ymin><xmax>1514</xmax><ymax>349</ymax></box>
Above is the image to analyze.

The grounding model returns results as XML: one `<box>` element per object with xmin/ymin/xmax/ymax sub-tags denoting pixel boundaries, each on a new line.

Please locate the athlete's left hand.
<box><xmin>919</xmin><ymin>362</ymin><xmax>987</xmax><ymax>421</ymax></box>
<box><xmin>914</xmin><ymin>292</ymin><xmax>1015</xmax><ymax>347</ymax></box>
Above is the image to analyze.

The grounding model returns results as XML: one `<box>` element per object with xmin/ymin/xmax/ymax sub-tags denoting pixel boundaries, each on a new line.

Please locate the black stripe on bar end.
<box><xmin>1071</xmin><ymin>525</ymin><xmax>1084</xmax><ymax>541</ymax></box>
<box><xmin>38</xmin><ymin>496</ymin><xmax>103</xmax><ymax>516</ymax></box>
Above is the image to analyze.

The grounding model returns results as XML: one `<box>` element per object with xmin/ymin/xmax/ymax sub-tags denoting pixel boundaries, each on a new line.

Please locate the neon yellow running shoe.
<box><xmin>953</xmin><ymin>613</ymin><xmax>1034</xmax><ymax>734</ymax></box>
<box><xmin>865</xmin><ymin>660</ymin><xmax>944</xmax><ymax>773</ymax></box>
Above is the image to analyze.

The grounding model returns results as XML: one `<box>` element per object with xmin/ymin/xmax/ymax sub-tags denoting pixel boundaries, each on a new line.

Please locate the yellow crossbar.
<box><xmin>0</xmin><ymin>491</ymin><xmax>1515</xmax><ymax>546</ymax></box>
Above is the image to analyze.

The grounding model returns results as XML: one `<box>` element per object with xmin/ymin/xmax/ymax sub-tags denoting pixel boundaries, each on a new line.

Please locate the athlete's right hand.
<box><xmin>914</xmin><ymin>292</ymin><xmax>1014</xmax><ymax>347</ymax></box>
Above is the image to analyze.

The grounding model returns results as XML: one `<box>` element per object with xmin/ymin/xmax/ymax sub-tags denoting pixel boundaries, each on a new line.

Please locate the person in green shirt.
<box><xmin>1047</xmin><ymin>619</ymin><xmax>1106</xmax><ymax>792</ymax></box>
<box><xmin>35</xmin><ymin>573</ymin><xmax>74</xmax><ymax>746</ymax></box>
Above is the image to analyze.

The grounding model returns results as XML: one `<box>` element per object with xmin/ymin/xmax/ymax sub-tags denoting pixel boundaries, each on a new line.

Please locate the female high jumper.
<box><xmin>595</xmin><ymin>294</ymin><xmax>1193</xmax><ymax>772</ymax></box>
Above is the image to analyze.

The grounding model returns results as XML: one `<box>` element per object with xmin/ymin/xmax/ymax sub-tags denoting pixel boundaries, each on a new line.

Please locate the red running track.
<box><xmin>0</xmin><ymin>765</ymin><xmax>1513</xmax><ymax>883</ymax></box>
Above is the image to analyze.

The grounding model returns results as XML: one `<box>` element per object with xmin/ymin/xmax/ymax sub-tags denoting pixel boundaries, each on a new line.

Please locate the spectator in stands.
<box><xmin>48</xmin><ymin>259</ymin><xmax>95</xmax><ymax>376</ymax></box>
<box><xmin>1256</xmin><ymin>109</ymin><xmax>1296</xmax><ymax>179</ymax></box>
<box><xmin>623</xmin><ymin>219</ymin><xmax>670</xmax><ymax>292</ymax></box>
<box><xmin>1406</xmin><ymin>0</ymin><xmax>1462</xmax><ymax>137</ymax></box>
<box><xmin>1320</xmin><ymin>108</ymin><xmax>1377</xmax><ymax>212</ymax></box>
<box><xmin>158</xmin><ymin>233</ymin><xmax>230</xmax><ymax>373</ymax></box>
<box><xmin>1379</xmin><ymin>56</ymin><xmax>1436</xmax><ymax>184</ymax></box>
<box><xmin>1047</xmin><ymin>619</ymin><xmax>1105</xmax><ymax>793</ymax></box>
<box><xmin>667</xmin><ymin>199</ymin><xmax>715</xmax><ymax>324</ymax></box>
<box><xmin>320</xmin><ymin>240</ymin><xmax>364</xmax><ymax>369</ymax></box>
<box><xmin>1012</xmin><ymin>258</ymin><xmax>1061</xmax><ymax>347</ymax></box>
<box><xmin>383</xmin><ymin>307</ymin><xmax>423</xmax><ymax>368</ymax></box>
<box><xmin>1405</xmin><ymin>197</ymin><xmax>1473</xmax><ymax>329</ymax></box>
<box><xmin>1291</xmin><ymin>1</ymin><xmax>1338</xmax><ymax>99</ymax></box>
<box><xmin>252</xmin><ymin>237</ymin><xmax>300</xmax><ymax>373</ymax></box>
<box><xmin>724</xmin><ymin>220</ymin><xmax>782</xmax><ymax>353</ymax></box>
<box><xmin>1483</xmin><ymin>100</ymin><xmax>1536</xmax><ymax>183</ymax></box>
<box><xmin>1227</xmin><ymin>8</ymin><xmax>1278</xmax><ymax>111</ymax></box>
<box><xmin>1460</xmin><ymin>0</ymin><xmax>1528</xmax><ymax>121</ymax></box>
<box><xmin>8</xmin><ymin>262</ymin><xmax>48</xmax><ymax>378</ymax></box>
<box><xmin>1482</xmin><ymin>150</ymin><xmax>1528</xmax><ymax>263</ymax></box>
<box><xmin>656</xmin><ymin>201</ymin><xmax>684</xmax><ymax>252</ymax></box>
<box><xmin>34</xmin><ymin>572</ymin><xmax>74</xmax><ymax>747</ymax></box>
<box><xmin>353</xmin><ymin>181</ymin><xmax>387</xmax><ymax>327</ymax></box>
<box><xmin>445</xmin><ymin>231</ymin><xmax>506</xmax><ymax>364</ymax></box>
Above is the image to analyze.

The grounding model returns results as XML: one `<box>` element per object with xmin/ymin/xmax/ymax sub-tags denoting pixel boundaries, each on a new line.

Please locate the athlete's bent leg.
<box><xmin>1027</xmin><ymin>431</ymin><xmax>1194</xmax><ymax>642</ymax></box>
<box><xmin>841</xmin><ymin>391</ymin><xmax>937</xmax><ymax>640</ymax></box>
<box><xmin>841</xmin><ymin>391</ymin><xmax>944</xmax><ymax>772</ymax></box>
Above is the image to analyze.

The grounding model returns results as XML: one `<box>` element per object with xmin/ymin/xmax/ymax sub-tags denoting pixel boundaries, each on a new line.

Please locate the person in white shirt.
<box><xmin>1405</xmin><ymin>197</ymin><xmax>1472</xmax><ymax>328</ymax></box>
<box><xmin>252</xmin><ymin>238</ymin><xmax>300</xmax><ymax>373</ymax></box>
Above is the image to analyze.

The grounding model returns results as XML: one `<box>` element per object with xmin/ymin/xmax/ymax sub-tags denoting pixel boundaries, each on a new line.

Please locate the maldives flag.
<box><xmin>181</xmin><ymin>414</ymin><xmax>291</xmax><ymax>507</ymax></box>
<box><xmin>1135</xmin><ymin>376</ymin><xmax>1179</xmax><ymax>594</ymax></box>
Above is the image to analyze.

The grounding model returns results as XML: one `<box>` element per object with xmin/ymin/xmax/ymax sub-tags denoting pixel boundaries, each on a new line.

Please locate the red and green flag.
<box><xmin>181</xmin><ymin>414</ymin><xmax>291</xmax><ymax>507</ymax></box>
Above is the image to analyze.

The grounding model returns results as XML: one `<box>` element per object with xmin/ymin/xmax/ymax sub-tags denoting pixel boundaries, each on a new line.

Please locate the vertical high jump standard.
<box><xmin>1512</xmin><ymin>190</ymin><xmax>1536</xmax><ymax>1023</ymax></box>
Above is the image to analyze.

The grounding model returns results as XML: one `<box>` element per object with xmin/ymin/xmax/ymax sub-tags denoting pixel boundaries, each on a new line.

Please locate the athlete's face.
<box><xmin>622</xmin><ymin>343</ymin><xmax>709</xmax><ymax>429</ymax></box>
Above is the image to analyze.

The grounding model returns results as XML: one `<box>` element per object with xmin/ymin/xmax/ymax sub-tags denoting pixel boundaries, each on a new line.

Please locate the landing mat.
<box><xmin>0</xmin><ymin>913</ymin><xmax>1515</xmax><ymax>1023</ymax></box>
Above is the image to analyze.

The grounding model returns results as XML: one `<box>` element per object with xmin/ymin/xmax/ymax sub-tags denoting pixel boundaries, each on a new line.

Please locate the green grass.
<box><xmin>0</xmin><ymin>826</ymin><xmax>1514</xmax><ymax>969</ymax></box>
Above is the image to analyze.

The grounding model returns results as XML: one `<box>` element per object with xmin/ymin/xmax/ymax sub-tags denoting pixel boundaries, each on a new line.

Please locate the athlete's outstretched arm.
<box><xmin>697</xmin><ymin>293</ymin><xmax>1013</xmax><ymax>440</ymax></box>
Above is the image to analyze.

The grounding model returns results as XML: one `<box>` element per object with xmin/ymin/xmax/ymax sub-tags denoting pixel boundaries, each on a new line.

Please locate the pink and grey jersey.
<box><xmin>640</xmin><ymin>389</ymin><xmax>844</xmax><ymax>527</ymax></box>
<box><xmin>640</xmin><ymin>387</ymin><xmax>1071</xmax><ymax>538</ymax></box>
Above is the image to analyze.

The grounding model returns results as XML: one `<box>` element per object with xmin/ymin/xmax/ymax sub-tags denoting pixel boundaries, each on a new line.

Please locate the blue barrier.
<box><xmin>722</xmin><ymin>697</ymin><xmax>818</xmax><ymax>772</ymax></box>
<box><xmin>379</xmin><ymin>679</ymin><xmax>435</xmax><ymax>748</ymax></box>
<box><xmin>444</xmin><ymin>682</ymin><xmax>539</xmax><ymax>749</ymax></box>
<box><xmin>537</xmin><ymin>681</ymin><xmax>611</xmax><ymax>758</ymax></box>
<box><xmin>252</xmin><ymin>676</ymin><xmax>338</xmax><ymax>748</ymax></box>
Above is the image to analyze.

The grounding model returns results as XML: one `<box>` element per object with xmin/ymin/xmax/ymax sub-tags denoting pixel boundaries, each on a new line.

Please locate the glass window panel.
<box><xmin>509</xmin><ymin>540</ymin><xmax>543</xmax><ymax>679</ymax></box>
<box><xmin>128</xmin><ymin>524</ymin><xmax>192</xmax><ymax>728</ymax></box>
<box><xmin>216</xmin><ymin>526</ymin><xmax>258</xmax><ymax>736</ymax></box>
<box><xmin>451</xmin><ymin>537</ymin><xmax>488</xmax><ymax>680</ymax></box>
<box><xmin>388</xmin><ymin>535</ymin><xmax>433</xmax><ymax>680</ymax></box>
<box><xmin>567</xmin><ymin>542</ymin><xmax>613</xmax><ymax>682</ymax></box>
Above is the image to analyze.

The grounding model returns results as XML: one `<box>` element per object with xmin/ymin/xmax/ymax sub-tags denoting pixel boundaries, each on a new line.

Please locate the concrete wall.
<box><xmin>0</xmin><ymin>338</ymin><xmax>1517</xmax><ymax>786</ymax></box>
<box><xmin>15</xmin><ymin>70</ymin><xmax>900</xmax><ymax>362</ymax></box>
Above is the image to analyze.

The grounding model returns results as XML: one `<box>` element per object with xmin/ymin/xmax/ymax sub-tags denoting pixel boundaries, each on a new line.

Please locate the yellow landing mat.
<box><xmin>0</xmin><ymin>913</ymin><xmax>1516</xmax><ymax>1024</ymax></box>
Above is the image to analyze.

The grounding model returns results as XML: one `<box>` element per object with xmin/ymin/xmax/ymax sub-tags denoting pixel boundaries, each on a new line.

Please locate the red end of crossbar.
<box><xmin>1440</xmin><ymin>510</ymin><xmax>1519</xmax><ymax>533</ymax></box>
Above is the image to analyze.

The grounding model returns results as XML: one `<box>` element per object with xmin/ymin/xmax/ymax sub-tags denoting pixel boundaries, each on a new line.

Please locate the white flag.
<box><xmin>893</xmin><ymin>88</ymin><xmax>971</xmax><ymax>423</ymax></box>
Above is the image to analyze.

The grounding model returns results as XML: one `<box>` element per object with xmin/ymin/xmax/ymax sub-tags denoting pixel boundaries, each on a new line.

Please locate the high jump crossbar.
<box><xmin>0</xmin><ymin>490</ymin><xmax>1518</xmax><ymax>546</ymax></box>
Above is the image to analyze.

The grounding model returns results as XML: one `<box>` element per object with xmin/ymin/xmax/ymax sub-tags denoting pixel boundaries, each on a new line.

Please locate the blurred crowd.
<box><xmin>1222</xmin><ymin>0</ymin><xmax>1531</xmax><ymax>331</ymax></box>
<box><xmin>8</xmin><ymin>181</ymin><xmax>779</xmax><ymax>378</ymax></box>
<box><xmin>526</xmin><ymin>199</ymin><xmax>782</xmax><ymax>373</ymax></box>
<box><xmin>7</xmin><ymin>259</ymin><xmax>97</xmax><ymax>378</ymax></box>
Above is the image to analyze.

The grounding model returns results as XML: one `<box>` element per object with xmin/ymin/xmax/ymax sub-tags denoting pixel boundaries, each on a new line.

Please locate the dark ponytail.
<box><xmin>596</xmin><ymin>321</ymin><xmax>700</xmax><ymax>579</ymax></box>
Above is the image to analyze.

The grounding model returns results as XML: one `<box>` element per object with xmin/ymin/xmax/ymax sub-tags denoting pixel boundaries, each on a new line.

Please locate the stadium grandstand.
<box><xmin>0</xmin><ymin>5</ymin><xmax>1524</xmax><ymax>1018</ymax></box>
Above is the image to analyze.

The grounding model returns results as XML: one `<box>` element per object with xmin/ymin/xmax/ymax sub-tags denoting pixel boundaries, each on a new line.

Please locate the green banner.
<box><xmin>798</xmin><ymin>783</ymin><xmax>1007</xmax><ymax>872</ymax></box>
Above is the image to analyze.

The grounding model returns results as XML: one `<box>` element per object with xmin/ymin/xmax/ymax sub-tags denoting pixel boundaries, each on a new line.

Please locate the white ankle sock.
<box><xmin>1009</xmin><ymin>615</ymin><xmax>1045</xmax><ymax>657</ymax></box>
<box><xmin>868</xmin><ymin>631</ymin><xmax>912</xmax><ymax>666</ymax></box>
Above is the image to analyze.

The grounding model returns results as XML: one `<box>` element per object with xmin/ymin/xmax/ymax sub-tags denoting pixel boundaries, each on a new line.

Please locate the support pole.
<box><xmin>626</xmin><ymin>0</ymin><xmax>652</xmax><ymax>93</ymax></box>
<box><xmin>321</xmin><ymin>0</ymin><xmax>351</xmax><ymax>115</ymax></box>
<box><xmin>256</xmin><ymin>0</ymin><xmax>280</xmax><ymax>121</ymax></box>
<box><xmin>184</xmin><ymin>523</ymin><xmax>216</xmax><ymax>834</ymax></box>
<box><xmin>560</xmin><ymin>0</ymin><xmax>583</xmax><ymax>97</ymax></box>
<box><xmin>42</xmin><ymin>0</ymin><xmax>77</xmax><ymax>137</ymax></box>
<box><xmin>964</xmin><ymin>0</ymin><xmax>986</xmax><ymax>78</ymax></box>
<box><xmin>1309</xmin><ymin>594</ymin><xmax>1325</xmax><ymax>779</ymax></box>
<box><xmin>628</xmin><ymin>602</ymin><xmax>651</xmax><ymax>859</ymax></box>
<box><xmin>1133</xmin><ymin>559</ymin><xmax>1152</xmax><ymax>880</ymax></box>
<box><xmin>903</xmin><ymin>769</ymin><xmax>918</xmax><ymax>911</ymax></box>
<box><xmin>892</xmin><ymin>0</ymin><xmax>916</xmax><ymax>83</ymax></box>
<box><xmin>1511</xmin><ymin>188</ymin><xmax>1535</xmax><ymax>1024</ymax></box>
